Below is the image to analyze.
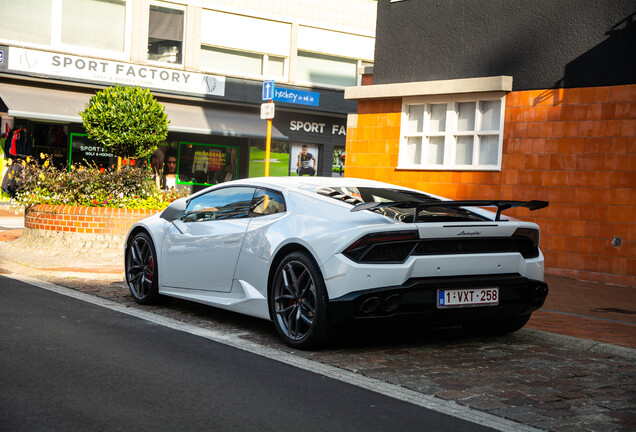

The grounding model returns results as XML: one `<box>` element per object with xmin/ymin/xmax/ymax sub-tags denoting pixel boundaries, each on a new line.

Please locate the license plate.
<box><xmin>437</xmin><ymin>287</ymin><xmax>499</xmax><ymax>308</ymax></box>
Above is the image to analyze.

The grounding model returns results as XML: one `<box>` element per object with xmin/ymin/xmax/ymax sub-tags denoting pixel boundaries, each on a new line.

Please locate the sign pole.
<box><xmin>265</xmin><ymin>117</ymin><xmax>272</xmax><ymax>177</ymax></box>
<box><xmin>261</xmin><ymin>81</ymin><xmax>276</xmax><ymax>177</ymax></box>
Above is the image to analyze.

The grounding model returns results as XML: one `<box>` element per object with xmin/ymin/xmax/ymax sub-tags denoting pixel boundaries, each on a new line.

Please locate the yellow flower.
<box><xmin>40</xmin><ymin>152</ymin><xmax>46</xmax><ymax>159</ymax></box>
<box><xmin>43</xmin><ymin>160</ymin><xmax>50</xmax><ymax>167</ymax></box>
<box><xmin>39</xmin><ymin>173</ymin><xmax>45</xmax><ymax>181</ymax></box>
<box><xmin>26</xmin><ymin>156</ymin><xmax>31</xmax><ymax>163</ymax></box>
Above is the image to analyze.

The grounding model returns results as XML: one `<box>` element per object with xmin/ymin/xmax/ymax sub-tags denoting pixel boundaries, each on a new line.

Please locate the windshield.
<box><xmin>317</xmin><ymin>186</ymin><xmax>487</xmax><ymax>223</ymax></box>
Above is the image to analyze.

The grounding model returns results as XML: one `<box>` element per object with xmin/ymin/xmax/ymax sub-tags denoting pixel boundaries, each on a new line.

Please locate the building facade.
<box><xmin>0</xmin><ymin>0</ymin><xmax>376</xmax><ymax>192</ymax></box>
<box><xmin>345</xmin><ymin>0</ymin><xmax>635</xmax><ymax>286</ymax></box>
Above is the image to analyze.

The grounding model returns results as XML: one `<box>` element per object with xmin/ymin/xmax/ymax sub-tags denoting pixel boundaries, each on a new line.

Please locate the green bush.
<box><xmin>11</xmin><ymin>155</ymin><xmax>187</xmax><ymax>210</ymax></box>
<box><xmin>80</xmin><ymin>85</ymin><xmax>169</xmax><ymax>159</ymax></box>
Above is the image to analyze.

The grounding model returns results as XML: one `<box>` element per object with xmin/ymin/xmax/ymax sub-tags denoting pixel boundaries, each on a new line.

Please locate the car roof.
<box><xmin>229</xmin><ymin>176</ymin><xmax>404</xmax><ymax>194</ymax></box>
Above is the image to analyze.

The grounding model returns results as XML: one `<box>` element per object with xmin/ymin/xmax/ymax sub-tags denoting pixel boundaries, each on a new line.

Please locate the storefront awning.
<box><xmin>0</xmin><ymin>82</ymin><xmax>287</xmax><ymax>139</ymax></box>
<box><xmin>161</xmin><ymin>102</ymin><xmax>287</xmax><ymax>139</ymax></box>
<box><xmin>0</xmin><ymin>82</ymin><xmax>90</xmax><ymax>123</ymax></box>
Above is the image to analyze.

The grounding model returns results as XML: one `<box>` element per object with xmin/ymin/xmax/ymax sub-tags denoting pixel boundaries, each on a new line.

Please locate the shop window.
<box><xmin>69</xmin><ymin>133</ymin><xmax>117</xmax><ymax>170</ymax></box>
<box><xmin>296</xmin><ymin>51</ymin><xmax>357</xmax><ymax>87</ymax></box>
<box><xmin>175</xmin><ymin>142</ymin><xmax>239</xmax><ymax>187</ymax></box>
<box><xmin>398</xmin><ymin>94</ymin><xmax>505</xmax><ymax>171</ymax></box>
<box><xmin>200</xmin><ymin>46</ymin><xmax>286</xmax><ymax>79</ymax></box>
<box><xmin>148</xmin><ymin>4</ymin><xmax>184</xmax><ymax>64</ymax></box>
<box><xmin>0</xmin><ymin>0</ymin><xmax>51</xmax><ymax>45</ymax></box>
<box><xmin>332</xmin><ymin>146</ymin><xmax>345</xmax><ymax>177</ymax></box>
<box><xmin>32</xmin><ymin>123</ymin><xmax>68</xmax><ymax>168</ymax></box>
<box><xmin>248</xmin><ymin>139</ymin><xmax>290</xmax><ymax>177</ymax></box>
<box><xmin>61</xmin><ymin>0</ymin><xmax>126</xmax><ymax>52</ymax></box>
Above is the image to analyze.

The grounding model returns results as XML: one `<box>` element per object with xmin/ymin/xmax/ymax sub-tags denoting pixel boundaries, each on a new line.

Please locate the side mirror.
<box><xmin>160</xmin><ymin>197</ymin><xmax>187</xmax><ymax>222</ymax></box>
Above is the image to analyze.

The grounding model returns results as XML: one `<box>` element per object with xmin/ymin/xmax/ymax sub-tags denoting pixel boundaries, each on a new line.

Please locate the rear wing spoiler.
<box><xmin>351</xmin><ymin>200</ymin><xmax>549</xmax><ymax>222</ymax></box>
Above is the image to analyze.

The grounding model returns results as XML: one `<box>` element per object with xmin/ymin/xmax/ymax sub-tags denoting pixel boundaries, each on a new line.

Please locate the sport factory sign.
<box><xmin>7</xmin><ymin>47</ymin><xmax>225</xmax><ymax>97</ymax></box>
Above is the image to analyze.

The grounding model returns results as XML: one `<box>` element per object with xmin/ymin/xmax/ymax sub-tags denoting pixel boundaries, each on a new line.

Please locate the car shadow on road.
<box><xmin>327</xmin><ymin>317</ymin><xmax>495</xmax><ymax>351</ymax></box>
<box><xmin>44</xmin><ymin>276</ymin><xmax>515</xmax><ymax>352</ymax></box>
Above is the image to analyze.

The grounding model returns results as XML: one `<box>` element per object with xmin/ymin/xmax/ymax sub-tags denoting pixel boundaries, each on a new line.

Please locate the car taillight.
<box><xmin>513</xmin><ymin>228</ymin><xmax>540</xmax><ymax>248</ymax></box>
<box><xmin>343</xmin><ymin>231</ymin><xmax>419</xmax><ymax>263</ymax></box>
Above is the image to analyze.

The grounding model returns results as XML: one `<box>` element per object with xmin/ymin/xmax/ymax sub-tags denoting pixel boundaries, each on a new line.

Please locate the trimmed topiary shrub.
<box><xmin>80</xmin><ymin>85</ymin><xmax>169</xmax><ymax>159</ymax></box>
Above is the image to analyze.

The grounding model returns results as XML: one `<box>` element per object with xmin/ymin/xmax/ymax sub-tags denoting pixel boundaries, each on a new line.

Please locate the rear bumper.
<box><xmin>328</xmin><ymin>273</ymin><xmax>548</xmax><ymax>324</ymax></box>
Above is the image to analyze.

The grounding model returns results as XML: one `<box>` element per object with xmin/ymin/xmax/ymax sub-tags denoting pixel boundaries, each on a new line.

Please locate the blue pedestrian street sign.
<box><xmin>273</xmin><ymin>87</ymin><xmax>320</xmax><ymax>107</ymax></box>
<box><xmin>262</xmin><ymin>80</ymin><xmax>275</xmax><ymax>101</ymax></box>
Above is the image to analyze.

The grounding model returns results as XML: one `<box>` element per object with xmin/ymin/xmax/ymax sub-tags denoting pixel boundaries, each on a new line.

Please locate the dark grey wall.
<box><xmin>374</xmin><ymin>0</ymin><xmax>635</xmax><ymax>90</ymax></box>
<box><xmin>223</xmin><ymin>77</ymin><xmax>357</xmax><ymax>115</ymax></box>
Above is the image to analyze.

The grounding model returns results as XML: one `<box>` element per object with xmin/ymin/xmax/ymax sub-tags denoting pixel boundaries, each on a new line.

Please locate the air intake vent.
<box><xmin>413</xmin><ymin>237</ymin><xmax>538</xmax><ymax>259</ymax></box>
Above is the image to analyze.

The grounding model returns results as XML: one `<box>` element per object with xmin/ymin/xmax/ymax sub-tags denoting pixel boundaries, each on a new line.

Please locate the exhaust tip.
<box><xmin>381</xmin><ymin>294</ymin><xmax>402</xmax><ymax>313</ymax></box>
<box><xmin>359</xmin><ymin>296</ymin><xmax>380</xmax><ymax>314</ymax></box>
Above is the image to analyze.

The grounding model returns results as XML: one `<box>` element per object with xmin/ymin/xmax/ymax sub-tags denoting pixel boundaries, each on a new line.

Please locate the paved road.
<box><xmin>25</xmin><ymin>274</ymin><xmax>635</xmax><ymax>432</ymax></box>
<box><xmin>0</xmin><ymin>276</ymin><xmax>496</xmax><ymax>432</ymax></box>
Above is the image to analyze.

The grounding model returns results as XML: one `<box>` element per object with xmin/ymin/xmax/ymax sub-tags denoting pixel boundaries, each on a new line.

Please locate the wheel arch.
<box><xmin>126</xmin><ymin>225</ymin><xmax>150</xmax><ymax>248</ymax></box>
<box><xmin>266</xmin><ymin>242</ymin><xmax>323</xmax><ymax>321</ymax></box>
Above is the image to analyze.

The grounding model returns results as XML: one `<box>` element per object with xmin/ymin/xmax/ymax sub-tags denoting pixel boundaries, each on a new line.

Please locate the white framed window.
<box><xmin>0</xmin><ymin>0</ymin><xmax>130</xmax><ymax>58</ymax></box>
<box><xmin>61</xmin><ymin>0</ymin><xmax>127</xmax><ymax>52</ymax></box>
<box><xmin>200</xmin><ymin>45</ymin><xmax>287</xmax><ymax>80</ymax></box>
<box><xmin>296</xmin><ymin>51</ymin><xmax>359</xmax><ymax>88</ymax></box>
<box><xmin>147</xmin><ymin>2</ymin><xmax>185</xmax><ymax>65</ymax></box>
<box><xmin>0</xmin><ymin>0</ymin><xmax>52</xmax><ymax>45</ymax></box>
<box><xmin>398</xmin><ymin>93</ymin><xmax>505</xmax><ymax>171</ymax></box>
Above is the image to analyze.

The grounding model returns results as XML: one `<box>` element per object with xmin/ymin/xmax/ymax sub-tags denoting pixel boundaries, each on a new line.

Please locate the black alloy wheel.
<box><xmin>125</xmin><ymin>232</ymin><xmax>161</xmax><ymax>304</ymax></box>
<box><xmin>271</xmin><ymin>251</ymin><xmax>330</xmax><ymax>349</ymax></box>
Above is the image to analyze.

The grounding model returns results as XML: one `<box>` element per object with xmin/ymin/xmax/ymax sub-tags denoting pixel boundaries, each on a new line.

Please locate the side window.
<box><xmin>250</xmin><ymin>188</ymin><xmax>286</xmax><ymax>217</ymax></box>
<box><xmin>182</xmin><ymin>187</ymin><xmax>255</xmax><ymax>222</ymax></box>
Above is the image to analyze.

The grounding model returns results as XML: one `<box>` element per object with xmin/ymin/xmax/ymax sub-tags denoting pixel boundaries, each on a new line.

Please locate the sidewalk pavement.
<box><xmin>0</xmin><ymin>207</ymin><xmax>634</xmax><ymax>350</ymax></box>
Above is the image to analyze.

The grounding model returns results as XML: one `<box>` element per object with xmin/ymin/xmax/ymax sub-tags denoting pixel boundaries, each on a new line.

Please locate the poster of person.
<box><xmin>248</xmin><ymin>139</ymin><xmax>290</xmax><ymax>177</ymax></box>
<box><xmin>149</xmin><ymin>144</ymin><xmax>177</xmax><ymax>190</ymax></box>
<box><xmin>290</xmin><ymin>143</ymin><xmax>319</xmax><ymax>176</ymax></box>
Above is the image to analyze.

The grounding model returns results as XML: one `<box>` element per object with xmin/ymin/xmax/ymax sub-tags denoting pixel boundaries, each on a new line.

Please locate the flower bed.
<box><xmin>7</xmin><ymin>154</ymin><xmax>186</xmax><ymax>261</ymax></box>
<box><xmin>12</xmin><ymin>156</ymin><xmax>185</xmax><ymax>210</ymax></box>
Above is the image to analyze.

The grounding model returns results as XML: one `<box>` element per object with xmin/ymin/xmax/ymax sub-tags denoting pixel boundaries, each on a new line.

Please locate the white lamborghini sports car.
<box><xmin>124</xmin><ymin>176</ymin><xmax>549</xmax><ymax>349</ymax></box>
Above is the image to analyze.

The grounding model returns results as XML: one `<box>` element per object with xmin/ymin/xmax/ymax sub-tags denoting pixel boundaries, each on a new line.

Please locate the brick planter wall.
<box><xmin>345</xmin><ymin>84</ymin><xmax>635</xmax><ymax>287</ymax></box>
<box><xmin>19</xmin><ymin>205</ymin><xmax>160</xmax><ymax>259</ymax></box>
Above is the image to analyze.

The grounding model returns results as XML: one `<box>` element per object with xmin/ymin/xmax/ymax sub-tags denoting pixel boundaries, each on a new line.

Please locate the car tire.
<box><xmin>270</xmin><ymin>251</ymin><xmax>330</xmax><ymax>349</ymax></box>
<box><xmin>464</xmin><ymin>313</ymin><xmax>532</xmax><ymax>336</ymax></box>
<box><xmin>125</xmin><ymin>231</ymin><xmax>161</xmax><ymax>305</ymax></box>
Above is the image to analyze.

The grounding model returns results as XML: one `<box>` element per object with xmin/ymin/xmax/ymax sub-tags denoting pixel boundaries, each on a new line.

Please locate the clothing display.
<box><xmin>1</xmin><ymin>161</ymin><xmax>24</xmax><ymax>197</ymax></box>
<box><xmin>3</xmin><ymin>128</ymin><xmax>33</xmax><ymax>157</ymax></box>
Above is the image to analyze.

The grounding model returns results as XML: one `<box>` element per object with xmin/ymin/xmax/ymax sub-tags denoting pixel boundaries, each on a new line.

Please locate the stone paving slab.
<box><xmin>13</xmin><ymin>274</ymin><xmax>635</xmax><ymax>432</ymax></box>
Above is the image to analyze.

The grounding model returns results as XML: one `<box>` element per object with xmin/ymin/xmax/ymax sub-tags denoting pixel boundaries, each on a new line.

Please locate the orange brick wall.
<box><xmin>345</xmin><ymin>84</ymin><xmax>635</xmax><ymax>287</ymax></box>
<box><xmin>25</xmin><ymin>205</ymin><xmax>160</xmax><ymax>236</ymax></box>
